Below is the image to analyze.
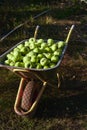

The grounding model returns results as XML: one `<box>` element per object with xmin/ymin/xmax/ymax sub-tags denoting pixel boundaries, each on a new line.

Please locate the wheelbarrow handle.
<box><xmin>13</xmin><ymin>68</ymin><xmax>29</xmax><ymax>73</ymax></box>
<box><xmin>65</xmin><ymin>24</ymin><xmax>75</xmax><ymax>44</ymax></box>
<box><xmin>13</xmin><ymin>68</ymin><xmax>30</xmax><ymax>79</ymax></box>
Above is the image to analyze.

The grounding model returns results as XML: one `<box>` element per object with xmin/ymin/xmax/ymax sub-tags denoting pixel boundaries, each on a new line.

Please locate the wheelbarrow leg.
<box><xmin>57</xmin><ymin>73</ymin><xmax>61</xmax><ymax>88</ymax></box>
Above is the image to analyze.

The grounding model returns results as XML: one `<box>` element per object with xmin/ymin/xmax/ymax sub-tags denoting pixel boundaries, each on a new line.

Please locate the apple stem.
<box><xmin>65</xmin><ymin>25</ymin><xmax>75</xmax><ymax>44</ymax></box>
<box><xmin>34</xmin><ymin>25</ymin><xmax>40</xmax><ymax>39</ymax></box>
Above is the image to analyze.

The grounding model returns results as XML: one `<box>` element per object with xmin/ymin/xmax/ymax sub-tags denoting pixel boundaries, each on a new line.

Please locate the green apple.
<box><xmin>40</xmin><ymin>44</ymin><xmax>46</xmax><ymax>52</ymax></box>
<box><xmin>15</xmin><ymin>62</ymin><xmax>24</xmax><ymax>67</ymax></box>
<box><xmin>9</xmin><ymin>62</ymin><xmax>15</xmax><ymax>66</ymax></box>
<box><xmin>29</xmin><ymin>62</ymin><xmax>36</xmax><ymax>68</ymax></box>
<box><xmin>13</xmin><ymin>50</ymin><xmax>21</xmax><ymax>57</ymax></box>
<box><xmin>7</xmin><ymin>53</ymin><xmax>13</xmax><ymax>60</ymax></box>
<box><xmin>34</xmin><ymin>40</ymin><xmax>41</xmax><ymax>46</ymax></box>
<box><xmin>24</xmin><ymin>41</ymin><xmax>30</xmax><ymax>47</ymax></box>
<box><xmin>51</xmin><ymin>55</ymin><xmax>59</xmax><ymax>63</ymax></box>
<box><xmin>47</xmin><ymin>38</ymin><xmax>54</xmax><ymax>45</ymax></box>
<box><xmin>10</xmin><ymin>51</ymin><xmax>14</xmax><ymax>55</ymax></box>
<box><xmin>37</xmin><ymin>39</ymin><xmax>44</xmax><ymax>44</ymax></box>
<box><xmin>17</xmin><ymin>44</ymin><xmax>24</xmax><ymax>49</ymax></box>
<box><xmin>24</xmin><ymin>61</ymin><xmax>31</xmax><ymax>68</ymax></box>
<box><xmin>11</xmin><ymin>56</ymin><xmax>18</xmax><ymax>62</ymax></box>
<box><xmin>29</xmin><ymin>43</ymin><xmax>35</xmax><ymax>50</ymax></box>
<box><xmin>12</xmin><ymin>51</ymin><xmax>23</xmax><ymax>62</ymax></box>
<box><xmin>51</xmin><ymin>44</ymin><xmax>57</xmax><ymax>51</ymax></box>
<box><xmin>33</xmin><ymin>48</ymin><xmax>39</xmax><ymax>53</ymax></box>
<box><xmin>40</xmin><ymin>42</ymin><xmax>47</xmax><ymax>49</ymax></box>
<box><xmin>36</xmin><ymin>64</ymin><xmax>42</xmax><ymax>69</ymax></box>
<box><xmin>20</xmin><ymin>46</ymin><xmax>28</xmax><ymax>55</ymax></box>
<box><xmin>5</xmin><ymin>59</ymin><xmax>11</xmax><ymax>65</ymax></box>
<box><xmin>37</xmin><ymin>54</ymin><xmax>43</xmax><ymax>59</ymax></box>
<box><xmin>23</xmin><ymin>56</ymin><xmax>30</xmax><ymax>63</ymax></box>
<box><xmin>44</xmin><ymin>53</ymin><xmax>52</xmax><ymax>59</ymax></box>
<box><xmin>31</xmin><ymin>56</ymin><xmax>37</xmax><ymax>63</ymax></box>
<box><xmin>44</xmin><ymin>47</ymin><xmax>52</xmax><ymax>52</ymax></box>
<box><xmin>27</xmin><ymin>51</ymin><xmax>36</xmax><ymax>57</ymax></box>
<box><xmin>54</xmin><ymin>49</ymin><xmax>62</xmax><ymax>56</ymax></box>
<box><xmin>50</xmin><ymin>63</ymin><xmax>56</xmax><ymax>68</ymax></box>
<box><xmin>57</xmin><ymin>41</ymin><xmax>65</xmax><ymax>48</ymax></box>
<box><xmin>40</xmin><ymin>57</ymin><xmax>48</xmax><ymax>66</ymax></box>
<box><xmin>43</xmin><ymin>66</ymin><xmax>49</xmax><ymax>69</ymax></box>
<box><xmin>29</xmin><ymin>37</ymin><xmax>36</xmax><ymax>44</ymax></box>
<box><xmin>19</xmin><ymin>62</ymin><xmax>24</xmax><ymax>67</ymax></box>
<box><xmin>13</xmin><ymin>47</ymin><xmax>20</xmax><ymax>52</ymax></box>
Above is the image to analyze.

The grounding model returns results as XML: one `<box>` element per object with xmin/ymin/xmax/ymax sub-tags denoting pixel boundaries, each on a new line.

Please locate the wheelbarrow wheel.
<box><xmin>21</xmin><ymin>80</ymin><xmax>40</xmax><ymax>112</ymax></box>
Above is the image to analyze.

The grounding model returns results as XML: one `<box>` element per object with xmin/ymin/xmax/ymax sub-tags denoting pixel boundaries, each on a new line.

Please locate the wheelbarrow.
<box><xmin>0</xmin><ymin>25</ymin><xmax>74</xmax><ymax>117</ymax></box>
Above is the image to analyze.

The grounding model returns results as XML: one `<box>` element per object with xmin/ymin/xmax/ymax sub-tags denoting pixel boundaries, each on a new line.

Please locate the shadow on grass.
<box><xmin>35</xmin><ymin>79</ymin><xmax>87</xmax><ymax>119</ymax></box>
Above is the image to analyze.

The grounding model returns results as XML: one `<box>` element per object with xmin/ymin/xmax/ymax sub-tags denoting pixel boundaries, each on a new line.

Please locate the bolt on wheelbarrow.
<box><xmin>0</xmin><ymin>24</ymin><xmax>75</xmax><ymax>117</ymax></box>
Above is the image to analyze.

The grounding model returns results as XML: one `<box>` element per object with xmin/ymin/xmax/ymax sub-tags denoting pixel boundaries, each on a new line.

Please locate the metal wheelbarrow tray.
<box><xmin>0</xmin><ymin>25</ymin><xmax>74</xmax><ymax>117</ymax></box>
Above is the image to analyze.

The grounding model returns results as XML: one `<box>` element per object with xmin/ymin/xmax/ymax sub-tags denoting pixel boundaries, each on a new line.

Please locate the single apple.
<box><xmin>51</xmin><ymin>55</ymin><xmax>59</xmax><ymax>63</ymax></box>
<box><xmin>43</xmin><ymin>65</ymin><xmax>49</xmax><ymax>69</ymax></box>
<box><xmin>23</xmin><ymin>56</ymin><xmax>31</xmax><ymax>63</ymax></box>
<box><xmin>36</xmin><ymin>64</ymin><xmax>42</xmax><ymax>69</ymax></box>
<box><xmin>17</xmin><ymin>44</ymin><xmax>24</xmax><ymax>49</ymax></box>
<box><xmin>54</xmin><ymin>49</ymin><xmax>62</xmax><ymax>56</ymax></box>
<box><xmin>40</xmin><ymin>42</ymin><xmax>47</xmax><ymax>49</ymax></box>
<box><xmin>20</xmin><ymin>46</ymin><xmax>28</xmax><ymax>55</ymax></box>
<box><xmin>31</xmin><ymin>56</ymin><xmax>37</xmax><ymax>63</ymax></box>
<box><xmin>44</xmin><ymin>47</ymin><xmax>52</xmax><ymax>53</ymax></box>
<box><xmin>9</xmin><ymin>62</ymin><xmax>15</xmax><ymax>66</ymax></box>
<box><xmin>24</xmin><ymin>61</ymin><xmax>31</xmax><ymax>68</ymax></box>
<box><xmin>57</xmin><ymin>41</ymin><xmax>65</xmax><ymax>48</ymax></box>
<box><xmin>13</xmin><ymin>50</ymin><xmax>21</xmax><ymax>57</ymax></box>
<box><xmin>5</xmin><ymin>59</ymin><xmax>11</xmax><ymax>65</ymax></box>
<box><xmin>33</xmin><ymin>48</ymin><xmax>39</xmax><ymax>53</ymax></box>
<box><xmin>24</xmin><ymin>41</ymin><xmax>30</xmax><ymax>47</ymax></box>
<box><xmin>29</xmin><ymin>43</ymin><xmax>35</xmax><ymax>50</ymax></box>
<box><xmin>47</xmin><ymin>39</ymin><xmax>54</xmax><ymax>45</ymax></box>
<box><xmin>29</xmin><ymin>37</ymin><xmax>36</xmax><ymax>44</ymax></box>
<box><xmin>50</xmin><ymin>63</ymin><xmax>56</xmax><ymax>68</ymax></box>
<box><xmin>40</xmin><ymin>57</ymin><xmax>48</xmax><ymax>66</ymax></box>
<box><xmin>44</xmin><ymin>53</ymin><xmax>52</xmax><ymax>59</ymax></box>
<box><xmin>51</xmin><ymin>44</ymin><xmax>57</xmax><ymax>51</ymax></box>
<box><xmin>27</xmin><ymin>51</ymin><xmax>35</xmax><ymax>57</ymax></box>
<box><xmin>7</xmin><ymin>53</ymin><xmax>13</xmax><ymax>60</ymax></box>
<box><xmin>37</xmin><ymin>39</ymin><xmax>44</xmax><ymax>44</ymax></box>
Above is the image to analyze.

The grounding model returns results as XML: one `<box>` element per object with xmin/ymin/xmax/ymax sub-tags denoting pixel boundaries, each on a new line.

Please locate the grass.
<box><xmin>0</xmin><ymin>1</ymin><xmax>87</xmax><ymax>130</ymax></box>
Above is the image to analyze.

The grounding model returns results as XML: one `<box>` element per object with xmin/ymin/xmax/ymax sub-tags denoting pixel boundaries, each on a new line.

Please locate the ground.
<box><xmin>0</xmin><ymin>1</ymin><xmax>87</xmax><ymax>130</ymax></box>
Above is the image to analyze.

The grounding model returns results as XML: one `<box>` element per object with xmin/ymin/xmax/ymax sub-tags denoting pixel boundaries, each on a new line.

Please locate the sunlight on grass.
<box><xmin>45</xmin><ymin>16</ymin><xmax>54</xmax><ymax>24</ymax></box>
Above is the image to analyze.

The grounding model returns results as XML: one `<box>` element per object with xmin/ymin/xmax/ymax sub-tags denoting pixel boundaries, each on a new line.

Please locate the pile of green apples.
<box><xmin>4</xmin><ymin>38</ymin><xmax>65</xmax><ymax>69</ymax></box>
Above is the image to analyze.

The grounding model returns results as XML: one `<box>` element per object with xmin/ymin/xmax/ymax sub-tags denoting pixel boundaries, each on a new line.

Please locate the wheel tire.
<box><xmin>21</xmin><ymin>80</ymin><xmax>36</xmax><ymax>112</ymax></box>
